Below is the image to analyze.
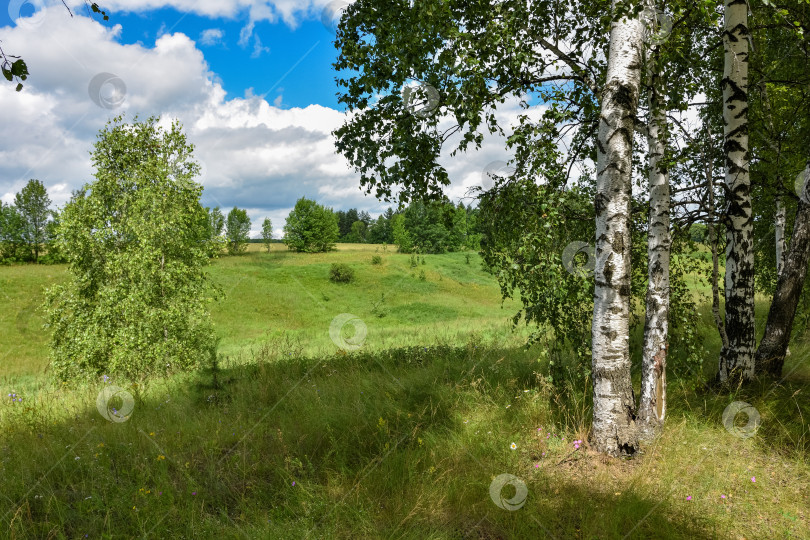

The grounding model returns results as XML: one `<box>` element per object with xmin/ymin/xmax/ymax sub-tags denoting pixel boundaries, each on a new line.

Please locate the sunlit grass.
<box><xmin>0</xmin><ymin>245</ymin><xmax>522</xmax><ymax>380</ymax></box>
<box><xmin>1</xmin><ymin>245</ymin><xmax>808</xmax><ymax>537</ymax></box>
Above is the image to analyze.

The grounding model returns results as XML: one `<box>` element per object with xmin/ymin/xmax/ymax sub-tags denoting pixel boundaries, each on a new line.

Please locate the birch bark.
<box><xmin>717</xmin><ymin>0</ymin><xmax>755</xmax><ymax>383</ymax></box>
<box><xmin>638</xmin><ymin>45</ymin><xmax>671</xmax><ymax>436</ymax></box>
<box><xmin>775</xmin><ymin>194</ymin><xmax>786</xmax><ymax>276</ymax></box>
<box><xmin>591</xmin><ymin>1</ymin><xmax>645</xmax><ymax>456</ymax></box>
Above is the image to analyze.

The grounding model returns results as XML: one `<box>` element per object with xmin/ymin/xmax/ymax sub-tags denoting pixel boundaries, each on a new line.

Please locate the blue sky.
<box><xmin>104</xmin><ymin>7</ymin><xmax>343</xmax><ymax>110</ymax></box>
<box><xmin>0</xmin><ymin>1</ymin><xmax>537</xmax><ymax>237</ymax></box>
<box><xmin>2</xmin><ymin>2</ymin><xmax>344</xmax><ymax>108</ymax></box>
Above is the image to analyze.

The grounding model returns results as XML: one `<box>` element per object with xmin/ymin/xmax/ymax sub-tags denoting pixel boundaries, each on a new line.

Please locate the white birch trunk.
<box><xmin>638</xmin><ymin>46</ymin><xmax>670</xmax><ymax>436</ymax></box>
<box><xmin>591</xmin><ymin>2</ymin><xmax>644</xmax><ymax>456</ymax></box>
<box><xmin>718</xmin><ymin>0</ymin><xmax>755</xmax><ymax>383</ymax></box>
<box><xmin>775</xmin><ymin>194</ymin><xmax>786</xmax><ymax>276</ymax></box>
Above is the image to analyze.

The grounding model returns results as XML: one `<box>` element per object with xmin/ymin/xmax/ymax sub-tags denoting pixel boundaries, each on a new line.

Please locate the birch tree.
<box><xmin>330</xmin><ymin>0</ymin><xmax>673</xmax><ymax>455</ymax></box>
<box><xmin>775</xmin><ymin>195</ymin><xmax>787</xmax><ymax>274</ymax></box>
<box><xmin>590</xmin><ymin>1</ymin><xmax>648</xmax><ymax>455</ymax></box>
<box><xmin>717</xmin><ymin>0</ymin><xmax>755</xmax><ymax>384</ymax></box>
<box><xmin>45</xmin><ymin>116</ymin><xmax>218</xmax><ymax>381</ymax></box>
<box><xmin>638</xmin><ymin>43</ymin><xmax>671</xmax><ymax>435</ymax></box>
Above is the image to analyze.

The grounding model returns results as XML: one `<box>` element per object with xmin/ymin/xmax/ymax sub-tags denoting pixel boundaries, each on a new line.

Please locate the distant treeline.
<box><xmin>332</xmin><ymin>201</ymin><xmax>482</xmax><ymax>253</ymax></box>
<box><xmin>1</xmin><ymin>178</ymin><xmax>484</xmax><ymax>265</ymax></box>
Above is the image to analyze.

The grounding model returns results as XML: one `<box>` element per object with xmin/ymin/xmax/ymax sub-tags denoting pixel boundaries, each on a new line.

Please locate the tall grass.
<box><xmin>1</xmin><ymin>246</ymin><xmax>808</xmax><ymax>538</ymax></box>
<box><xmin>1</xmin><ymin>332</ymin><xmax>808</xmax><ymax>538</ymax></box>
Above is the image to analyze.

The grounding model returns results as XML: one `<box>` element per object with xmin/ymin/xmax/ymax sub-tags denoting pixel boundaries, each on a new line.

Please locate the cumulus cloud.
<box><xmin>1</xmin><ymin>4</ymin><xmax>558</xmax><ymax>238</ymax></box>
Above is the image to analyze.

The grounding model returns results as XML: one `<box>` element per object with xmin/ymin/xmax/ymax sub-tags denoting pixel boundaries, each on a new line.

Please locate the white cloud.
<box><xmin>250</xmin><ymin>34</ymin><xmax>270</xmax><ymax>58</ymax></box>
<box><xmin>1</xmin><ymin>5</ymin><xmax>568</xmax><ymax>235</ymax></box>
<box><xmin>199</xmin><ymin>28</ymin><xmax>224</xmax><ymax>46</ymax></box>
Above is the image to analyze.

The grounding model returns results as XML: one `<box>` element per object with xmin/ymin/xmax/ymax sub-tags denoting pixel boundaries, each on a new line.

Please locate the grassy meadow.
<box><xmin>1</xmin><ymin>245</ymin><xmax>809</xmax><ymax>539</ymax></box>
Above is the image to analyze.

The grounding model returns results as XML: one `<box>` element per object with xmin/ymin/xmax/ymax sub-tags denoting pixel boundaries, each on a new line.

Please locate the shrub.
<box><xmin>371</xmin><ymin>293</ymin><xmax>388</xmax><ymax>318</ymax></box>
<box><xmin>418</xmin><ymin>269</ymin><xmax>426</xmax><ymax>281</ymax></box>
<box><xmin>371</xmin><ymin>255</ymin><xmax>382</xmax><ymax>265</ymax></box>
<box><xmin>329</xmin><ymin>263</ymin><xmax>355</xmax><ymax>283</ymax></box>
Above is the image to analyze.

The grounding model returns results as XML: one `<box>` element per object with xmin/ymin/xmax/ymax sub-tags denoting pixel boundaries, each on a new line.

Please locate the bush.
<box><xmin>329</xmin><ymin>263</ymin><xmax>355</xmax><ymax>283</ymax></box>
<box><xmin>371</xmin><ymin>255</ymin><xmax>382</xmax><ymax>265</ymax></box>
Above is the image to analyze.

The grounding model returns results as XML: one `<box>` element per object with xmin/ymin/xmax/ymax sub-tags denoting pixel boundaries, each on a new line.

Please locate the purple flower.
<box><xmin>686</xmin><ymin>496</ymin><xmax>692</xmax><ymax>501</ymax></box>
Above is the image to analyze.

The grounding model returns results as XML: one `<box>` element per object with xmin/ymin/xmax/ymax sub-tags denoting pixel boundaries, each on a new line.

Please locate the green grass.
<box><xmin>0</xmin><ymin>245</ymin><xmax>525</xmax><ymax>381</ymax></box>
<box><xmin>1</xmin><ymin>245</ymin><xmax>809</xmax><ymax>538</ymax></box>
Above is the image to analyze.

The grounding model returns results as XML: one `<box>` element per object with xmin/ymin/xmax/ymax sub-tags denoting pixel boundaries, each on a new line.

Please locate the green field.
<box><xmin>0</xmin><ymin>244</ymin><xmax>526</xmax><ymax>382</ymax></box>
<box><xmin>1</xmin><ymin>245</ymin><xmax>809</xmax><ymax>538</ymax></box>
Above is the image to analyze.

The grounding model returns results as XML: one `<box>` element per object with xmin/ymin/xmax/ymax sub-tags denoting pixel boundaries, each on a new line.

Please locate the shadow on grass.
<box><xmin>1</xmin><ymin>340</ymin><xmax>803</xmax><ymax>538</ymax></box>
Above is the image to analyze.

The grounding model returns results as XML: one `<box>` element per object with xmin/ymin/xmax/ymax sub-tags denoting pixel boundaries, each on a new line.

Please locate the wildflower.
<box><xmin>720</xmin><ymin>495</ymin><xmax>726</xmax><ymax>499</ymax></box>
<box><xmin>510</xmin><ymin>442</ymin><xmax>517</xmax><ymax>450</ymax></box>
<box><xmin>192</xmin><ymin>491</ymin><xmax>197</xmax><ymax>496</ymax></box>
<box><xmin>751</xmin><ymin>477</ymin><xmax>756</xmax><ymax>483</ymax></box>
<box><xmin>686</xmin><ymin>496</ymin><xmax>692</xmax><ymax>501</ymax></box>
<box><xmin>534</xmin><ymin>463</ymin><xmax>540</xmax><ymax>468</ymax></box>
<box><xmin>149</xmin><ymin>432</ymin><xmax>155</xmax><ymax>437</ymax></box>
<box><xmin>157</xmin><ymin>455</ymin><xmax>165</xmax><ymax>461</ymax></box>
<box><xmin>291</xmin><ymin>482</ymin><xmax>295</xmax><ymax>487</ymax></box>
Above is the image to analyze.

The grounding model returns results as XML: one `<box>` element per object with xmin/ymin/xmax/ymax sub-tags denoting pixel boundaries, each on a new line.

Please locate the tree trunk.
<box><xmin>638</xmin><ymin>46</ymin><xmax>671</xmax><ymax>437</ymax></box>
<box><xmin>717</xmin><ymin>0</ymin><xmax>755</xmax><ymax>384</ymax></box>
<box><xmin>775</xmin><ymin>194</ymin><xmax>786</xmax><ymax>276</ymax></box>
<box><xmin>705</xmin><ymin>129</ymin><xmax>730</xmax><ymax>349</ymax></box>
<box><xmin>754</xmin><ymin>198</ymin><xmax>810</xmax><ymax>376</ymax></box>
<box><xmin>591</xmin><ymin>2</ymin><xmax>644</xmax><ymax>456</ymax></box>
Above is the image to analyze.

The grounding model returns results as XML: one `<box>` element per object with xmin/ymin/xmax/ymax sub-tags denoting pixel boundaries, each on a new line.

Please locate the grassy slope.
<box><xmin>1</xmin><ymin>245</ymin><xmax>809</xmax><ymax>539</ymax></box>
<box><xmin>0</xmin><ymin>244</ymin><xmax>525</xmax><ymax>381</ymax></box>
